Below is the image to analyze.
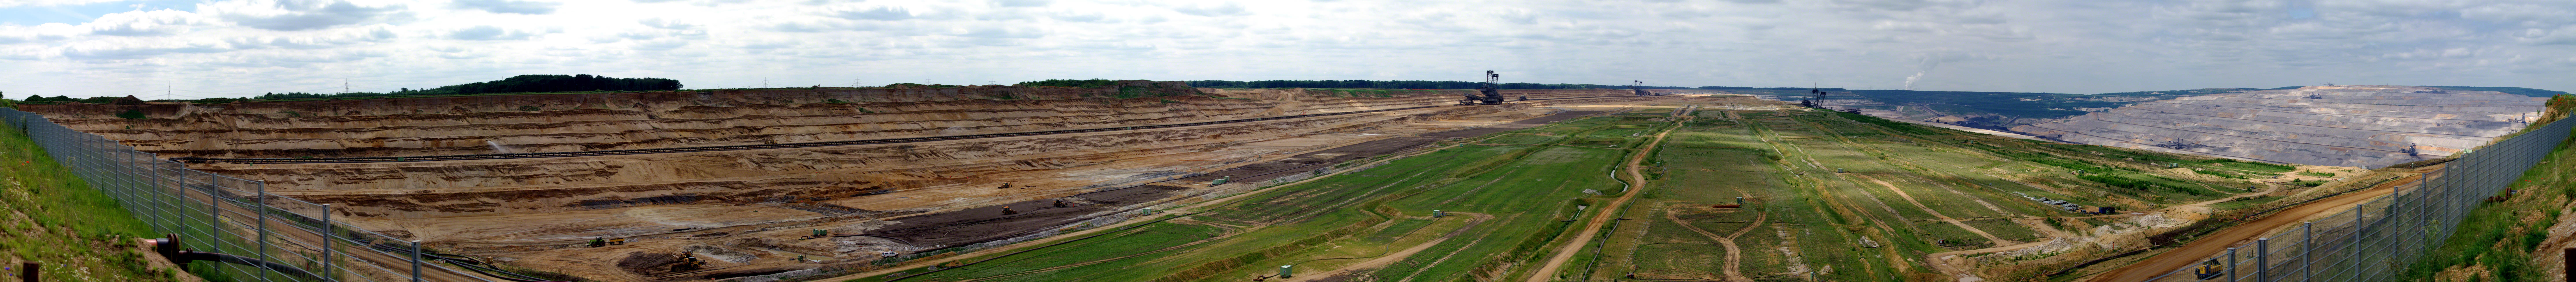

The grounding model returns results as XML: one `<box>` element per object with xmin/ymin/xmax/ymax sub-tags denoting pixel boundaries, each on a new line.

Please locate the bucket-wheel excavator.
<box><xmin>1458</xmin><ymin>70</ymin><xmax>1505</xmax><ymax>105</ymax></box>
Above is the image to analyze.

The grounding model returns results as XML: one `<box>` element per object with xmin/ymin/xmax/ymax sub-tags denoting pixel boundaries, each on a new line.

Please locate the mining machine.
<box><xmin>1631</xmin><ymin>80</ymin><xmax>1652</xmax><ymax>96</ymax></box>
<box><xmin>1799</xmin><ymin>85</ymin><xmax>1829</xmax><ymax>109</ymax></box>
<box><xmin>1459</xmin><ymin>70</ymin><xmax>1505</xmax><ymax>105</ymax></box>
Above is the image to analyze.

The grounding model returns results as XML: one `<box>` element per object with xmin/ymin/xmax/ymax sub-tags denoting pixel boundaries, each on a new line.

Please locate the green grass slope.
<box><xmin>0</xmin><ymin>123</ymin><xmax>188</xmax><ymax>281</ymax></box>
<box><xmin>2400</xmin><ymin>118</ymin><xmax>2576</xmax><ymax>281</ymax></box>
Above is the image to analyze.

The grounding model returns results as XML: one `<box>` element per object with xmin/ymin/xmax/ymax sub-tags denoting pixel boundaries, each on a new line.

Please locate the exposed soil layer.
<box><xmin>198</xmin><ymin>104</ymin><xmax>1504</xmax><ymax>219</ymax></box>
<box><xmin>1073</xmin><ymin>185</ymin><xmax>1194</xmax><ymax>205</ymax></box>
<box><xmin>21</xmin><ymin>83</ymin><xmax>1623</xmax><ymax>158</ymax></box>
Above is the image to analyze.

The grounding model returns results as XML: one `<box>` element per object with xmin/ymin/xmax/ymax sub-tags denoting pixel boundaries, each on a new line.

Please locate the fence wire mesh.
<box><xmin>2144</xmin><ymin>116</ymin><xmax>2576</xmax><ymax>282</ymax></box>
<box><xmin>3</xmin><ymin>108</ymin><xmax>493</xmax><ymax>282</ymax></box>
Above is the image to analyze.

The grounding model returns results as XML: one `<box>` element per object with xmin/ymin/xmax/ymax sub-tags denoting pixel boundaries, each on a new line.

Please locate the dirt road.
<box><xmin>1721</xmin><ymin>205</ymin><xmax>1768</xmax><ymax>281</ymax></box>
<box><xmin>1662</xmin><ymin>202</ymin><xmax>1767</xmax><ymax>282</ymax></box>
<box><xmin>1524</xmin><ymin>114</ymin><xmax>1683</xmax><ymax>282</ymax></box>
<box><xmin>2087</xmin><ymin>174</ymin><xmax>2411</xmax><ymax>282</ymax></box>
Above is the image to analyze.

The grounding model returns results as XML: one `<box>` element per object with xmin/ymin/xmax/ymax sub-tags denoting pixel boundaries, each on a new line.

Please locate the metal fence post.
<box><xmin>2302</xmin><ymin>222</ymin><xmax>2313</xmax><ymax>281</ymax></box>
<box><xmin>257</xmin><ymin>181</ymin><xmax>273</xmax><ymax>282</ymax></box>
<box><xmin>412</xmin><ymin>240</ymin><xmax>424</xmax><ymax>282</ymax></box>
<box><xmin>321</xmin><ymin>203</ymin><xmax>334</xmax><ymax>281</ymax></box>
<box><xmin>2354</xmin><ymin>202</ymin><xmax>2366</xmax><ymax>279</ymax></box>
<box><xmin>2257</xmin><ymin>238</ymin><xmax>2270</xmax><ymax>282</ymax></box>
<box><xmin>2228</xmin><ymin>247</ymin><xmax>2239</xmax><ymax>282</ymax></box>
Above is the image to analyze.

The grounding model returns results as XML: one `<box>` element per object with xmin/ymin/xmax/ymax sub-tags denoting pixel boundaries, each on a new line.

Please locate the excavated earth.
<box><xmin>18</xmin><ymin>81</ymin><xmax>1704</xmax><ymax>281</ymax></box>
<box><xmin>2011</xmin><ymin>85</ymin><xmax>2548</xmax><ymax>168</ymax></box>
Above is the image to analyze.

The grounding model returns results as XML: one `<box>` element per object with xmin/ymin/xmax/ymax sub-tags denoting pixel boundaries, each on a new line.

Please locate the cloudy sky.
<box><xmin>1</xmin><ymin>0</ymin><xmax>2571</xmax><ymax>99</ymax></box>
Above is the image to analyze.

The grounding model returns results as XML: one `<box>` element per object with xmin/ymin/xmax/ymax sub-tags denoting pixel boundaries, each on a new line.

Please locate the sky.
<box><xmin>0</xmin><ymin>0</ymin><xmax>2571</xmax><ymax>100</ymax></box>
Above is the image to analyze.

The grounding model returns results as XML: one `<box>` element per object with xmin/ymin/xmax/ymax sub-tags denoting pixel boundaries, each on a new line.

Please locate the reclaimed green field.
<box><xmin>873</xmin><ymin>101</ymin><xmax>2294</xmax><ymax>282</ymax></box>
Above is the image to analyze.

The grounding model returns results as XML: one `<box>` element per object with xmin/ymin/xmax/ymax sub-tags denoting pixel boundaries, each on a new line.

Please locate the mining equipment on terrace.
<box><xmin>1798</xmin><ymin>85</ymin><xmax>1828</xmax><ymax>108</ymax></box>
<box><xmin>1459</xmin><ymin>70</ymin><xmax>1506</xmax><ymax>105</ymax></box>
<box><xmin>1799</xmin><ymin>86</ymin><xmax>1864</xmax><ymax>113</ymax></box>
<box><xmin>1631</xmin><ymin>80</ymin><xmax>1652</xmax><ymax>96</ymax></box>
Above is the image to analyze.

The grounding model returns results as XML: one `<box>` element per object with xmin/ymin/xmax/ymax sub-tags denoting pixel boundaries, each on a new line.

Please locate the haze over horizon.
<box><xmin>2</xmin><ymin>0</ymin><xmax>2571</xmax><ymax>99</ymax></box>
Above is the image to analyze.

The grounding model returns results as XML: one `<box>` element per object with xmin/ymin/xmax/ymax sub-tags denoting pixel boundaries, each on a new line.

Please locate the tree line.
<box><xmin>256</xmin><ymin>74</ymin><xmax>682</xmax><ymax>100</ymax></box>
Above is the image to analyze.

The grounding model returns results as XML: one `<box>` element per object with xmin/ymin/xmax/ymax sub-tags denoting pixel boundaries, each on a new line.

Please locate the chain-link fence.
<box><xmin>2145</xmin><ymin>115</ymin><xmax>2576</xmax><ymax>281</ymax></box>
<box><xmin>2</xmin><ymin>108</ymin><xmax>496</xmax><ymax>282</ymax></box>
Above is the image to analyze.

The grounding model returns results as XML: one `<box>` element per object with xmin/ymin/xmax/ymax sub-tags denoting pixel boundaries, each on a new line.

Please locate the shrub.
<box><xmin>115</xmin><ymin>109</ymin><xmax>146</xmax><ymax>119</ymax></box>
<box><xmin>2193</xmin><ymin>169</ymin><xmax>2249</xmax><ymax>179</ymax></box>
<box><xmin>825</xmin><ymin>98</ymin><xmax>850</xmax><ymax>104</ymax></box>
<box><xmin>2079</xmin><ymin>174</ymin><xmax>2156</xmax><ymax>189</ymax></box>
<box><xmin>518</xmin><ymin>105</ymin><xmax>542</xmax><ymax>111</ymax></box>
<box><xmin>1116</xmin><ymin>86</ymin><xmax>1150</xmax><ymax>98</ymax></box>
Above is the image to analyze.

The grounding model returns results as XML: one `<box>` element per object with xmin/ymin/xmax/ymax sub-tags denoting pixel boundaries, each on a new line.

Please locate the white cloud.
<box><xmin>830</xmin><ymin>6</ymin><xmax>914</xmax><ymax>20</ymax></box>
<box><xmin>637</xmin><ymin>18</ymin><xmax>695</xmax><ymax>30</ymax></box>
<box><xmin>0</xmin><ymin>0</ymin><xmax>121</xmax><ymax>8</ymax></box>
<box><xmin>201</xmin><ymin>0</ymin><xmax>407</xmax><ymax>31</ymax></box>
<box><xmin>446</xmin><ymin>25</ymin><xmax>534</xmax><ymax>40</ymax></box>
<box><xmin>992</xmin><ymin>0</ymin><xmax>1047</xmax><ymax>7</ymax></box>
<box><xmin>84</xmin><ymin>9</ymin><xmax>200</xmax><ymax>36</ymax></box>
<box><xmin>450</xmin><ymin>0</ymin><xmax>558</xmax><ymax>15</ymax></box>
<box><xmin>1171</xmin><ymin>3</ymin><xmax>1243</xmax><ymax>17</ymax></box>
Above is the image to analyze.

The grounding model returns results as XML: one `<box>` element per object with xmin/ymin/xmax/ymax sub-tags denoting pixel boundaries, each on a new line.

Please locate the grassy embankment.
<box><xmin>857</xmin><ymin>108</ymin><xmax>1672</xmax><ymax>282</ymax></box>
<box><xmin>2400</xmin><ymin>94</ymin><xmax>2576</xmax><ymax>281</ymax></box>
<box><xmin>2395</xmin><ymin>139</ymin><xmax>2572</xmax><ymax>281</ymax></box>
<box><xmin>0</xmin><ymin>121</ymin><xmax>189</xmax><ymax>281</ymax></box>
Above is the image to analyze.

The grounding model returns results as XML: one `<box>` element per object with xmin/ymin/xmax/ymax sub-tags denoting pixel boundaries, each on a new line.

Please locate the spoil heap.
<box><xmin>2011</xmin><ymin>85</ymin><xmax>2547</xmax><ymax>167</ymax></box>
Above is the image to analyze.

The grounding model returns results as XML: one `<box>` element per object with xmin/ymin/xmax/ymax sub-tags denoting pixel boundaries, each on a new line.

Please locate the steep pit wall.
<box><xmin>206</xmin><ymin>104</ymin><xmax>1523</xmax><ymax>219</ymax></box>
<box><xmin>22</xmin><ymin>84</ymin><xmax>1625</xmax><ymax>158</ymax></box>
<box><xmin>2011</xmin><ymin>85</ymin><xmax>2547</xmax><ymax>168</ymax></box>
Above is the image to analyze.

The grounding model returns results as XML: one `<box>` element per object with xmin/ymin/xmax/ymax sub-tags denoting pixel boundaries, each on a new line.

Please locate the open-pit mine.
<box><xmin>22</xmin><ymin>81</ymin><xmax>2560</xmax><ymax>282</ymax></box>
<box><xmin>20</xmin><ymin>81</ymin><xmax>1690</xmax><ymax>280</ymax></box>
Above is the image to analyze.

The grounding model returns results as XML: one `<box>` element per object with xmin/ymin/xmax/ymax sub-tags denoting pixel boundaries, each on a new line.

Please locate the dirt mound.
<box><xmin>616</xmin><ymin>251</ymin><xmax>682</xmax><ymax>273</ymax></box>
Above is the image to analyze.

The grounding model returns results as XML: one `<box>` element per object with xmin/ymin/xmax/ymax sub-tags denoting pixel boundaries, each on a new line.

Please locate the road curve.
<box><xmin>2087</xmin><ymin>174</ymin><xmax>2412</xmax><ymax>282</ymax></box>
<box><xmin>1524</xmin><ymin>109</ymin><xmax>1683</xmax><ymax>282</ymax></box>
